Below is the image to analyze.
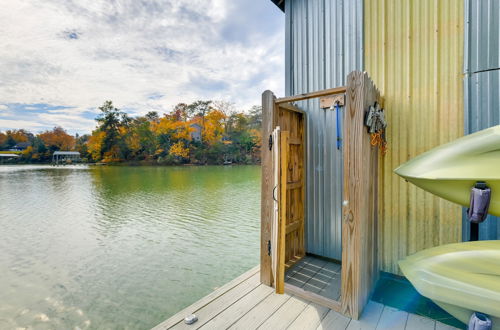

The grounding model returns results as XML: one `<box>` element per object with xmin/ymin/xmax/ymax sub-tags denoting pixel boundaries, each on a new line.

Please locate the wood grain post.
<box><xmin>341</xmin><ymin>71</ymin><xmax>381</xmax><ymax>319</ymax></box>
<box><xmin>261</xmin><ymin>90</ymin><xmax>276</xmax><ymax>286</ymax></box>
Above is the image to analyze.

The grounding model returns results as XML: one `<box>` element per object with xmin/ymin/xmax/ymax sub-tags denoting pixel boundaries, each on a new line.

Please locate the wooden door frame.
<box><xmin>261</xmin><ymin>71</ymin><xmax>381</xmax><ymax>320</ymax></box>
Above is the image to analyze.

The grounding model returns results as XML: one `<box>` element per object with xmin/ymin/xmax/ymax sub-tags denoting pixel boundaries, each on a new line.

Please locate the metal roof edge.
<box><xmin>271</xmin><ymin>0</ymin><xmax>285</xmax><ymax>12</ymax></box>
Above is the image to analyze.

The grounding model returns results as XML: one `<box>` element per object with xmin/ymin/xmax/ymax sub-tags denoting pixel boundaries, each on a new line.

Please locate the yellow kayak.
<box><xmin>394</xmin><ymin>125</ymin><xmax>500</xmax><ymax>216</ymax></box>
<box><xmin>399</xmin><ymin>240</ymin><xmax>500</xmax><ymax>328</ymax></box>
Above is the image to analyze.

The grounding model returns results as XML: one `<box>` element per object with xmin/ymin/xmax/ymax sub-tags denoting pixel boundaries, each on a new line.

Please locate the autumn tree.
<box><xmin>202</xmin><ymin>109</ymin><xmax>226</xmax><ymax>145</ymax></box>
<box><xmin>3</xmin><ymin>129</ymin><xmax>32</xmax><ymax>149</ymax></box>
<box><xmin>127</xmin><ymin>116</ymin><xmax>157</xmax><ymax>160</ymax></box>
<box><xmin>0</xmin><ymin>132</ymin><xmax>6</xmax><ymax>149</ymax></box>
<box><xmin>39</xmin><ymin>127</ymin><xmax>76</xmax><ymax>151</ymax></box>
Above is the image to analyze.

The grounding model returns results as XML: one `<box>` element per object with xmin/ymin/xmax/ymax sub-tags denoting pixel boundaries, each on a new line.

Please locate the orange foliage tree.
<box><xmin>39</xmin><ymin>127</ymin><xmax>75</xmax><ymax>151</ymax></box>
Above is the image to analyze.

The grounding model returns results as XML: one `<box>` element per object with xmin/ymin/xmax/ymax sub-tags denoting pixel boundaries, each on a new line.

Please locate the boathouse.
<box><xmin>261</xmin><ymin>0</ymin><xmax>499</xmax><ymax>320</ymax></box>
<box><xmin>52</xmin><ymin>151</ymin><xmax>81</xmax><ymax>165</ymax></box>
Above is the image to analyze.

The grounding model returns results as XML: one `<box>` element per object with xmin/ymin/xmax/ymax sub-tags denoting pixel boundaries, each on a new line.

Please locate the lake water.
<box><xmin>0</xmin><ymin>165</ymin><xmax>261</xmax><ymax>329</ymax></box>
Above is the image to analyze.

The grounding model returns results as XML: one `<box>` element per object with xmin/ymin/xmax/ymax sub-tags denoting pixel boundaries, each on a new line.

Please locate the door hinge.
<box><xmin>268</xmin><ymin>134</ymin><xmax>273</xmax><ymax>150</ymax></box>
<box><xmin>267</xmin><ymin>240</ymin><xmax>271</xmax><ymax>256</ymax></box>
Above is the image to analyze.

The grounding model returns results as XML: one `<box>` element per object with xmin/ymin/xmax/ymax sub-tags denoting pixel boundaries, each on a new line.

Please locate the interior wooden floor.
<box><xmin>153</xmin><ymin>266</ymin><xmax>461</xmax><ymax>330</ymax></box>
<box><xmin>285</xmin><ymin>254</ymin><xmax>342</xmax><ymax>302</ymax></box>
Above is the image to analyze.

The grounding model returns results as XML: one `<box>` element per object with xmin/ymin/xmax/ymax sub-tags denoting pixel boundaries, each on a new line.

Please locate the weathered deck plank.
<box><xmin>345</xmin><ymin>301</ymin><xmax>384</xmax><ymax>330</ymax></box>
<box><xmin>228</xmin><ymin>292</ymin><xmax>291</xmax><ymax>329</ymax></box>
<box><xmin>152</xmin><ymin>266</ymin><xmax>259</xmax><ymax>330</ymax></box>
<box><xmin>287</xmin><ymin>302</ymin><xmax>329</xmax><ymax>330</ymax></box>
<box><xmin>170</xmin><ymin>274</ymin><xmax>260</xmax><ymax>330</ymax></box>
<box><xmin>375</xmin><ymin>305</ymin><xmax>409</xmax><ymax>330</ymax></box>
<box><xmin>256</xmin><ymin>296</ymin><xmax>309</xmax><ymax>329</ymax></box>
<box><xmin>317</xmin><ymin>309</ymin><xmax>351</xmax><ymax>330</ymax></box>
<box><xmin>153</xmin><ymin>268</ymin><xmax>461</xmax><ymax>330</ymax></box>
<box><xmin>405</xmin><ymin>313</ymin><xmax>436</xmax><ymax>330</ymax></box>
<box><xmin>198</xmin><ymin>284</ymin><xmax>273</xmax><ymax>329</ymax></box>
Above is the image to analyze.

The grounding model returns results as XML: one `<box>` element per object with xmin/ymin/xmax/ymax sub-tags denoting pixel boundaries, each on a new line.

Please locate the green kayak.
<box><xmin>399</xmin><ymin>241</ymin><xmax>500</xmax><ymax>328</ymax></box>
<box><xmin>394</xmin><ymin>125</ymin><xmax>500</xmax><ymax>216</ymax></box>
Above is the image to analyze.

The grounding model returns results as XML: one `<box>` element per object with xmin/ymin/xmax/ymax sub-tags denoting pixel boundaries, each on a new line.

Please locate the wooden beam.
<box><xmin>278</xmin><ymin>102</ymin><xmax>305</xmax><ymax>114</ymax></box>
<box><xmin>285</xmin><ymin>220</ymin><xmax>301</xmax><ymax>234</ymax></box>
<box><xmin>320</xmin><ymin>94</ymin><xmax>345</xmax><ymax>109</ymax></box>
<box><xmin>261</xmin><ymin>90</ymin><xmax>276</xmax><ymax>286</ymax></box>
<box><xmin>275</xmin><ymin>86</ymin><xmax>346</xmax><ymax>104</ymax></box>
<box><xmin>286</xmin><ymin>181</ymin><xmax>302</xmax><ymax>190</ymax></box>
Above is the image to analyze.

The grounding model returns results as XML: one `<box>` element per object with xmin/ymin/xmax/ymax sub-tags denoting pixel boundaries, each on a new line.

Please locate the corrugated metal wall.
<box><xmin>284</xmin><ymin>0</ymin><xmax>363</xmax><ymax>260</ymax></box>
<box><xmin>364</xmin><ymin>0</ymin><xmax>464</xmax><ymax>274</ymax></box>
<box><xmin>463</xmin><ymin>0</ymin><xmax>500</xmax><ymax>240</ymax></box>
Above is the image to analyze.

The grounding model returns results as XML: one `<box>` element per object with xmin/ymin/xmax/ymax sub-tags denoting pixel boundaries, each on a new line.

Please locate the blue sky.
<box><xmin>0</xmin><ymin>0</ymin><xmax>284</xmax><ymax>134</ymax></box>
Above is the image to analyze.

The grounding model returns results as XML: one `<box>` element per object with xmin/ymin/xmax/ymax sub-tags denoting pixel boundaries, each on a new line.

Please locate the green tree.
<box><xmin>95</xmin><ymin>100</ymin><xmax>130</xmax><ymax>160</ymax></box>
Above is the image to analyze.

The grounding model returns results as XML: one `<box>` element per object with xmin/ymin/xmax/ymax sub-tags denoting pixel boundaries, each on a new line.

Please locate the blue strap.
<box><xmin>335</xmin><ymin>103</ymin><xmax>341</xmax><ymax>150</ymax></box>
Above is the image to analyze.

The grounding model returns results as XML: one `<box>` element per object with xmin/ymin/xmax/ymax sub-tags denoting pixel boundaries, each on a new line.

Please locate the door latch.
<box><xmin>267</xmin><ymin>240</ymin><xmax>271</xmax><ymax>256</ymax></box>
<box><xmin>268</xmin><ymin>134</ymin><xmax>273</xmax><ymax>150</ymax></box>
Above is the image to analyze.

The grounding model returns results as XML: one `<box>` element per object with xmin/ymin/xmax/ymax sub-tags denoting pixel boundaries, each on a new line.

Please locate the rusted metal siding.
<box><xmin>463</xmin><ymin>0</ymin><xmax>500</xmax><ymax>240</ymax></box>
<box><xmin>364</xmin><ymin>0</ymin><xmax>464</xmax><ymax>274</ymax></box>
<box><xmin>285</xmin><ymin>0</ymin><xmax>363</xmax><ymax>260</ymax></box>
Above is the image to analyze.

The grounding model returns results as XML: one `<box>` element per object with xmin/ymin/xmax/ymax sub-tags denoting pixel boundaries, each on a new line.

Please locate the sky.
<box><xmin>0</xmin><ymin>0</ymin><xmax>284</xmax><ymax>134</ymax></box>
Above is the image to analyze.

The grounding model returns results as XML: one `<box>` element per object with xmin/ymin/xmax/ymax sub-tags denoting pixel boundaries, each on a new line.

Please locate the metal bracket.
<box><xmin>320</xmin><ymin>94</ymin><xmax>345</xmax><ymax>109</ymax></box>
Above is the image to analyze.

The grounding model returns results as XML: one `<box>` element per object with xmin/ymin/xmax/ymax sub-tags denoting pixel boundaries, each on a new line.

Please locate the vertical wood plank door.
<box><xmin>276</xmin><ymin>105</ymin><xmax>306</xmax><ymax>269</ymax></box>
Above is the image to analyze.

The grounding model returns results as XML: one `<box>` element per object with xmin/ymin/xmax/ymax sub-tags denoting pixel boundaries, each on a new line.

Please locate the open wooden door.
<box><xmin>274</xmin><ymin>104</ymin><xmax>305</xmax><ymax>294</ymax></box>
<box><xmin>260</xmin><ymin>92</ymin><xmax>305</xmax><ymax>291</ymax></box>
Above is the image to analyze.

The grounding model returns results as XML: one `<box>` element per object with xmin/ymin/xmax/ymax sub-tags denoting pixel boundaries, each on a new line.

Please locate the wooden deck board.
<box><xmin>153</xmin><ymin>266</ymin><xmax>259</xmax><ymax>330</ymax></box>
<box><xmin>345</xmin><ymin>301</ymin><xmax>384</xmax><ymax>330</ymax></box>
<box><xmin>171</xmin><ymin>274</ymin><xmax>261</xmax><ymax>330</ymax></box>
<box><xmin>256</xmin><ymin>295</ymin><xmax>309</xmax><ymax>329</ymax></box>
<box><xmin>375</xmin><ymin>305</ymin><xmax>409</xmax><ymax>330</ymax></box>
<box><xmin>228</xmin><ymin>292</ymin><xmax>292</xmax><ymax>330</ymax></box>
<box><xmin>153</xmin><ymin>268</ymin><xmax>461</xmax><ymax>330</ymax></box>
<box><xmin>405</xmin><ymin>313</ymin><xmax>436</xmax><ymax>330</ymax></box>
<box><xmin>317</xmin><ymin>309</ymin><xmax>351</xmax><ymax>330</ymax></box>
<box><xmin>198</xmin><ymin>284</ymin><xmax>273</xmax><ymax>329</ymax></box>
<box><xmin>287</xmin><ymin>302</ymin><xmax>329</xmax><ymax>330</ymax></box>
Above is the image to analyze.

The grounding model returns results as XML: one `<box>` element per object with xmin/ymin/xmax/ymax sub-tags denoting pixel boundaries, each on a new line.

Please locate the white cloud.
<box><xmin>0</xmin><ymin>0</ymin><xmax>284</xmax><ymax>134</ymax></box>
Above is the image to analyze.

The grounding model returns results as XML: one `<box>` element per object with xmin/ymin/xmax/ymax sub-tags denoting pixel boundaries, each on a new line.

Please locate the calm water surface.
<box><xmin>0</xmin><ymin>165</ymin><xmax>261</xmax><ymax>329</ymax></box>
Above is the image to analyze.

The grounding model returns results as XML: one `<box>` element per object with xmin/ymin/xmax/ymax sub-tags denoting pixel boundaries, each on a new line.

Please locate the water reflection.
<box><xmin>0</xmin><ymin>165</ymin><xmax>260</xmax><ymax>329</ymax></box>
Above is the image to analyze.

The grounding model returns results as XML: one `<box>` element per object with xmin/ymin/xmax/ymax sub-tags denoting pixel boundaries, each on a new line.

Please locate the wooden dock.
<box><xmin>152</xmin><ymin>266</ymin><xmax>461</xmax><ymax>330</ymax></box>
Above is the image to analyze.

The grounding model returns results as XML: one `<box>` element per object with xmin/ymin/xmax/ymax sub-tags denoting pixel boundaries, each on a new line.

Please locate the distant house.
<box><xmin>9</xmin><ymin>142</ymin><xmax>30</xmax><ymax>151</ymax></box>
<box><xmin>190</xmin><ymin>123</ymin><xmax>202</xmax><ymax>142</ymax></box>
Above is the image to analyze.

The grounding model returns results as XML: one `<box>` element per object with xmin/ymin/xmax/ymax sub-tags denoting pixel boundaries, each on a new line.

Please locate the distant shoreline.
<box><xmin>0</xmin><ymin>161</ymin><xmax>261</xmax><ymax>167</ymax></box>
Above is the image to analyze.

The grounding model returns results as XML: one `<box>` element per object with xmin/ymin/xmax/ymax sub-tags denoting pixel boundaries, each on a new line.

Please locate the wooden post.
<box><xmin>341</xmin><ymin>71</ymin><xmax>380</xmax><ymax>319</ymax></box>
<box><xmin>261</xmin><ymin>90</ymin><xmax>276</xmax><ymax>286</ymax></box>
